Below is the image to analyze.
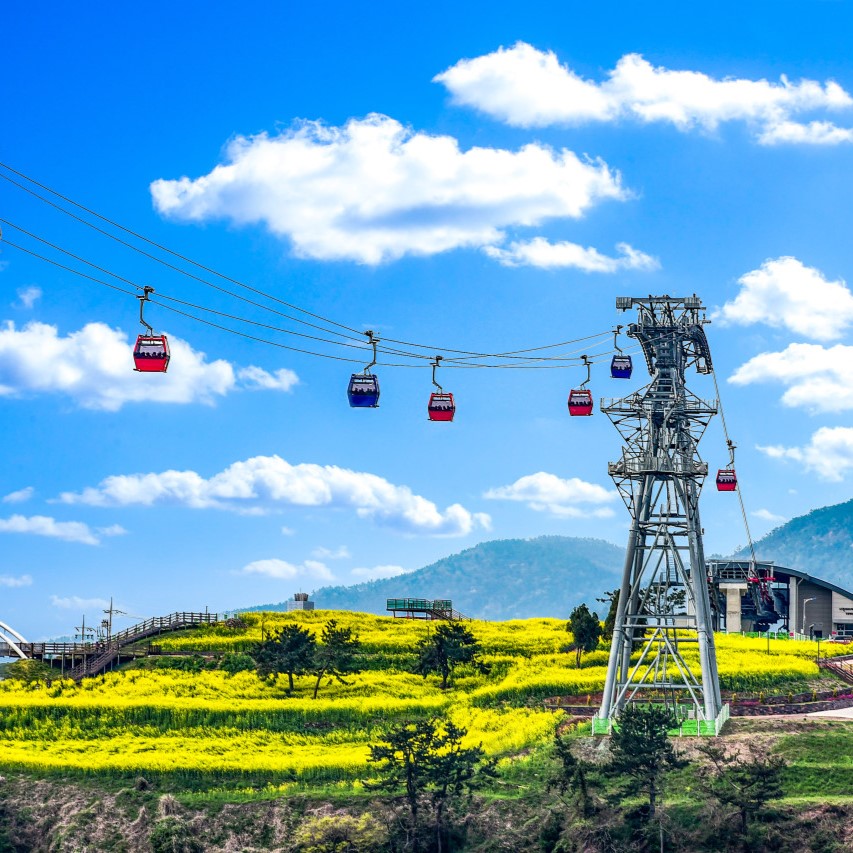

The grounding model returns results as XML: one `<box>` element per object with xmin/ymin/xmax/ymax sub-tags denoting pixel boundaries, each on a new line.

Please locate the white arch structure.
<box><xmin>0</xmin><ymin>621</ymin><xmax>29</xmax><ymax>659</ymax></box>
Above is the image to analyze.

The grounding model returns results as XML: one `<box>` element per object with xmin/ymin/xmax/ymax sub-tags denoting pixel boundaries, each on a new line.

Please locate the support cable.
<box><xmin>0</xmin><ymin>162</ymin><xmax>625</xmax><ymax>360</ymax></box>
<box><xmin>0</xmin><ymin>221</ymin><xmax>617</xmax><ymax>365</ymax></box>
<box><xmin>2</xmin><ymin>238</ymin><xmax>622</xmax><ymax>370</ymax></box>
<box><xmin>711</xmin><ymin>369</ymin><xmax>757</xmax><ymax>564</ymax></box>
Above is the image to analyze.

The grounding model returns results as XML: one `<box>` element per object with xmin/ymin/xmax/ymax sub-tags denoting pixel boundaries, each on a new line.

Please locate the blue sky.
<box><xmin>3</xmin><ymin>1</ymin><xmax>853</xmax><ymax>639</ymax></box>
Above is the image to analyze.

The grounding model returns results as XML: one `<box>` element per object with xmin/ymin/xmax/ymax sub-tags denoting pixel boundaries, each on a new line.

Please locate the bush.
<box><xmin>292</xmin><ymin>813</ymin><xmax>387</xmax><ymax>852</ymax></box>
<box><xmin>220</xmin><ymin>653</ymin><xmax>255</xmax><ymax>675</ymax></box>
<box><xmin>149</xmin><ymin>817</ymin><xmax>204</xmax><ymax>853</ymax></box>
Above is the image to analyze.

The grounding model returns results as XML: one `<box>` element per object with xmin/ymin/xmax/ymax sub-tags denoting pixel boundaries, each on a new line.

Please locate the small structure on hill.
<box><xmin>386</xmin><ymin>598</ymin><xmax>467</xmax><ymax>620</ymax></box>
<box><xmin>287</xmin><ymin>592</ymin><xmax>314</xmax><ymax>612</ymax></box>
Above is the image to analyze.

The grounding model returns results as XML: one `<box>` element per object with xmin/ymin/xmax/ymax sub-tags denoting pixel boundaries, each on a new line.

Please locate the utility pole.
<box><xmin>74</xmin><ymin>615</ymin><xmax>96</xmax><ymax>645</ymax></box>
<box><xmin>598</xmin><ymin>295</ymin><xmax>724</xmax><ymax>726</ymax></box>
<box><xmin>101</xmin><ymin>597</ymin><xmax>128</xmax><ymax>641</ymax></box>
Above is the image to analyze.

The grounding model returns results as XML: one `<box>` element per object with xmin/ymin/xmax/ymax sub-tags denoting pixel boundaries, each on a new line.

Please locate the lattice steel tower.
<box><xmin>598</xmin><ymin>295</ymin><xmax>723</xmax><ymax>724</ymax></box>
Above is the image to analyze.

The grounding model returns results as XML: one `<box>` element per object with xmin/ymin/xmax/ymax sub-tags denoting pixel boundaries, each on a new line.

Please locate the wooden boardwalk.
<box><xmin>0</xmin><ymin>611</ymin><xmax>219</xmax><ymax>681</ymax></box>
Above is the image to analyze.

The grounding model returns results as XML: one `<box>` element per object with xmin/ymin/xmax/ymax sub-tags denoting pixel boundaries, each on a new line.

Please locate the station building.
<box><xmin>709</xmin><ymin>559</ymin><xmax>853</xmax><ymax>638</ymax></box>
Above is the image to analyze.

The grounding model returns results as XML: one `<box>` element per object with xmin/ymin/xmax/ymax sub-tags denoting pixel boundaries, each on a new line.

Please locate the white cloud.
<box><xmin>15</xmin><ymin>286</ymin><xmax>42</xmax><ymax>309</ymax></box>
<box><xmin>241</xmin><ymin>558</ymin><xmax>333</xmax><ymax>581</ymax></box>
<box><xmin>50</xmin><ymin>595</ymin><xmax>110</xmax><ymax>610</ymax></box>
<box><xmin>730</xmin><ymin>342</ymin><xmax>853</xmax><ymax>413</ymax></box>
<box><xmin>150</xmin><ymin>113</ymin><xmax>627</xmax><ymax>265</ymax></box>
<box><xmin>311</xmin><ymin>546</ymin><xmax>351</xmax><ymax>560</ymax></box>
<box><xmin>280</xmin><ymin>526</ymin><xmax>296</xmax><ymax>536</ymax></box>
<box><xmin>0</xmin><ymin>514</ymin><xmax>100</xmax><ymax>545</ymax></box>
<box><xmin>435</xmin><ymin>43</ymin><xmax>853</xmax><ymax>144</ymax></box>
<box><xmin>350</xmin><ymin>564</ymin><xmax>413</xmax><ymax>580</ymax></box>
<box><xmin>483</xmin><ymin>238</ymin><xmax>658</xmax><ymax>271</ymax></box>
<box><xmin>715</xmin><ymin>258</ymin><xmax>853</xmax><ymax>341</ymax></box>
<box><xmin>97</xmin><ymin>524</ymin><xmax>128</xmax><ymax>538</ymax></box>
<box><xmin>753</xmin><ymin>508</ymin><xmax>787</xmax><ymax>524</ymax></box>
<box><xmin>758</xmin><ymin>120</ymin><xmax>853</xmax><ymax>145</ymax></box>
<box><xmin>484</xmin><ymin>472</ymin><xmax>617</xmax><ymax>518</ymax></box>
<box><xmin>236</xmin><ymin>366</ymin><xmax>299</xmax><ymax>392</ymax></box>
<box><xmin>758</xmin><ymin>426</ymin><xmax>853</xmax><ymax>481</ymax></box>
<box><xmin>59</xmin><ymin>454</ymin><xmax>490</xmax><ymax>537</ymax></box>
<box><xmin>0</xmin><ymin>574</ymin><xmax>32</xmax><ymax>588</ymax></box>
<box><xmin>2</xmin><ymin>486</ymin><xmax>34</xmax><ymax>504</ymax></box>
<box><xmin>0</xmin><ymin>321</ymin><xmax>299</xmax><ymax>411</ymax></box>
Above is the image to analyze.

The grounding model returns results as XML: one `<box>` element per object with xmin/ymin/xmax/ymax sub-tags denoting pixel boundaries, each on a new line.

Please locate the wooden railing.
<box><xmin>0</xmin><ymin>611</ymin><xmax>219</xmax><ymax>680</ymax></box>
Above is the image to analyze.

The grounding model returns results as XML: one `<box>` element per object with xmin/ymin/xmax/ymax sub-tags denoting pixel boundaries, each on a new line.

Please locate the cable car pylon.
<box><xmin>596</xmin><ymin>295</ymin><xmax>725</xmax><ymax>734</ymax></box>
<box><xmin>133</xmin><ymin>286</ymin><xmax>170</xmax><ymax>372</ymax></box>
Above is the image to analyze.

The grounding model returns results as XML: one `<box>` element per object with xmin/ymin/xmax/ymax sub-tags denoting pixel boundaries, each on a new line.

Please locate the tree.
<box><xmin>365</xmin><ymin>717</ymin><xmax>494</xmax><ymax>853</ymax></box>
<box><xmin>607</xmin><ymin>704</ymin><xmax>685</xmax><ymax>823</ymax></box>
<box><xmin>252</xmin><ymin>624</ymin><xmax>316</xmax><ymax>692</ymax></box>
<box><xmin>566</xmin><ymin>603</ymin><xmax>602</xmax><ymax>668</ymax></box>
<box><xmin>697</xmin><ymin>740</ymin><xmax>786</xmax><ymax>837</ymax></box>
<box><xmin>311</xmin><ymin>619</ymin><xmax>361</xmax><ymax>699</ymax></box>
<box><xmin>413</xmin><ymin>622</ymin><xmax>489</xmax><ymax>690</ymax></box>
<box><xmin>549</xmin><ymin>730</ymin><xmax>599</xmax><ymax>817</ymax></box>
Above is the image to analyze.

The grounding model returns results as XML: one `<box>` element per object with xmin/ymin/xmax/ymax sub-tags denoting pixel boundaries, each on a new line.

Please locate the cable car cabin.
<box><xmin>348</xmin><ymin>374</ymin><xmax>380</xmax><ymax>407</ymax></box>
<box><xmin>428</xmin><ymin>392</ymin><xmax>455</xmax><ymax>422</ymax></box>
<box><xmin>133</xmin><ymin>335</ymin><xmax>170</xmax><ymax>373</ymax></box>
<box><xmin>610</xmin><ymin>354</ymin><xmax>633</xmax><ymax>379</ymax></box>
<box><xmin>716</xmin><ymin>469</ymin><xmax>737</xmax><ymax>491</ymax></box>
<box><xmin>568</xmin><ymin>389</ymin><xmax>593</xmax><ymax>416</ymax></box>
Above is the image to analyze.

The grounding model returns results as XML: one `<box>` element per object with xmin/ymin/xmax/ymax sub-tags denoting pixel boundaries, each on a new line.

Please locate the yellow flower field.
<box><xmin>0</xmin><ymin>610</ymin><xmax>843</xmax><ymax>785</ymax></box>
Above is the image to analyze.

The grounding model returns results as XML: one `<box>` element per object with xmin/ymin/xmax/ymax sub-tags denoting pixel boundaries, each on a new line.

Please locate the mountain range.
<box><xmin>741</xmin><ymin>497</ymin><xmax>853</xmax><ymax>589</ymax></box>
<box><xmin>247</xmin><ymin>536</ymin><xmax>625</xmax><ymax>620</ymax></box>
<box><xmin>245</xmin><ymin>496</ymin><xmax>853</xmax><ymax>620</ymax></box>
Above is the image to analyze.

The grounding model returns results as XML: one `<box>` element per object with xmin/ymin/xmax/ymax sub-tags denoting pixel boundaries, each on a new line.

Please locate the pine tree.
<box><xmin>311</xmin><ymin>619</ymin><xmax>361</xmax><ymax>699</ymax></box>
<box><xmin>252</xmin><ymin>624</ymin><xmax>316</xmax><ymax>692</ymax></box>
<box><xmin>413</xmin><ymin>622</ymin><xmax>489</xmax><ymax>690</ymax></box>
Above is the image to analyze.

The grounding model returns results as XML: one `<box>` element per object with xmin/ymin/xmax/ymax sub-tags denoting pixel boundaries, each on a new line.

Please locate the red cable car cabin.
<box><xmin>716</xmin><ymin>469</ymin><xmax>737</xmax><ymax>491</ymax></box>
<box><xmin>568</xmin><ymin>389</ymin><xmax>593</xmax><ymax>416</ymax></box>
<box><xmin>133</xmin><ymin>335</ymin><xmax>170</xmax><ymax>373</ymax></box>
<box><xmin>428</xmin><ymin>392</ymin><xmax>455</xmax><ymax>422</ymax></box>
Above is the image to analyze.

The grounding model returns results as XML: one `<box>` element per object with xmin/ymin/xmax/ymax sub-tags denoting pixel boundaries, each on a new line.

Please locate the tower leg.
<box><xmin>601</xmin><ymin>476</ymin><xmax>649</xmax><ymax>718</ymax></box>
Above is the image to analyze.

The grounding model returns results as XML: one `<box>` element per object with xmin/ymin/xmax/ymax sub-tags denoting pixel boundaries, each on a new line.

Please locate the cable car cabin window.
<box><xmin>348</xmin><ymin>374</ymin><xmax>380</xmax><ymax>408</ymax></box>
<box><xmin>428</xmin><ymin>392</ymin><xmax>455</xmax><ymax>422</ymax></box>
<box><xmin>133</xmin><ymin>335</ymin><xmax>170</xmax><ymax>373</ymax></box>
<box><xmin>610</xmin><ymin>355</ymin><xmax>633</xmax><ymax>379</ymax></box>
<box><xmin>568</xmin><ymin>390</ymin><xmax>593</xmax><ymax>417</ymax></box>
<box><xmin>716</xmin><ymin>469</ymin><xmax>737</xmax><ymax>491</ymax></box>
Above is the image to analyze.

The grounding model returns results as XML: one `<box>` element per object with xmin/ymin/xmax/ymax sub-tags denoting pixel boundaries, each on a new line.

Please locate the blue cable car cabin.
<box><xmin>348</xmin><ymin>373</ymin><xmax>380</xmax><ymax>407</ymax></box>
<box><xmin>610</xmin><ymin>354</ymin><xmax>633</xmax><ymax>379</ymax></box>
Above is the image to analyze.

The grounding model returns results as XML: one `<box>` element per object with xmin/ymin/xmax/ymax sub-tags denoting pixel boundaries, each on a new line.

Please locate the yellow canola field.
<box><xmin>0</xmin><ymin>706</ymin><xmax>558</xmax><ymax>782</ymax></box>
<box><xmin>0</xmin><ymin>611</ymin><xmax>841</xmax><ymax>784</ymax></box>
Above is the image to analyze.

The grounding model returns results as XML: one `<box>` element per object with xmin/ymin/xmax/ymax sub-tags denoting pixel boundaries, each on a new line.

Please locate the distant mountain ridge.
<box><xmin>246</xmin><ymin>536</ymin><xmax>625</xmax><ymax>620</ymax></box>
<box><xmin>739</xmin><ymin>497</ymin><xmax>853</xmax><ymax>589</ymax></box>
<box><xmin>242</xmin><ymin>500</ymin><xmax>853</xmax><ymax>620</ymax></box>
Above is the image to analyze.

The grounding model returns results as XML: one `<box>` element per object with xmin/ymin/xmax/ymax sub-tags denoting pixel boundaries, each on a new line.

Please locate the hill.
<box><xmin>740</xmin><ymin>497</ymin><xmax>853</xmax><ymax>587</ymax></box>
<box><xmin>248</xmin><ymin>536</ymin><xmax>625</xmax><ymax>620</ymax></box>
